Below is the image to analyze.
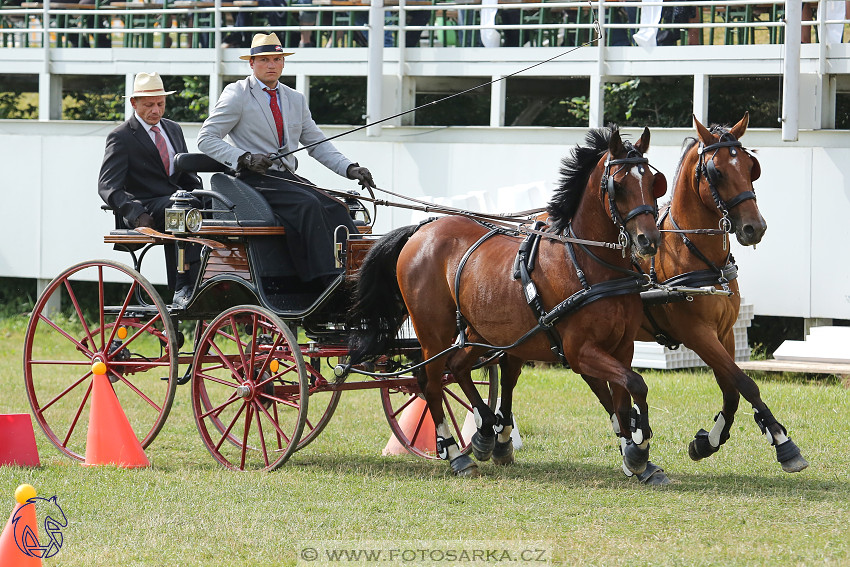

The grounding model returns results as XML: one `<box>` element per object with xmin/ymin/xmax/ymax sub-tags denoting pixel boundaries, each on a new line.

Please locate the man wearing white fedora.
<box><xmin>198</xmin><ymin>33</ymin><xmax>375</xmax><ymax>285</ymax></box>
<box><xmin>98</xmin><ymin>71</ymin><xmax>203</xmax><ymax>306</ymax></box>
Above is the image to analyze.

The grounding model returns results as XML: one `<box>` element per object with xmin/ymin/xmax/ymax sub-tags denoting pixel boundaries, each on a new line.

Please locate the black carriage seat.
<box><xmin>173</xmin><ymin>153</ymin><xmax>276</xmax><ymax>227</ymax></box>
<box><xmin>173</xmin><ymin>153</ymin><xmax>337</xmax><ymax>314</ymax></box>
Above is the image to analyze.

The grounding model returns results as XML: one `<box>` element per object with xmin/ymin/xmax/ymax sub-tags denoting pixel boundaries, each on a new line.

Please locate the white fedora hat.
<box><xmin>125</xmin><ymin>72</ymin><xmax>176</xmax><ymax>98</ymax></box>
<box><xmin>239</xmin><ymin>33</ymin><xmax>294</xmax><ymax>60</ymax></box>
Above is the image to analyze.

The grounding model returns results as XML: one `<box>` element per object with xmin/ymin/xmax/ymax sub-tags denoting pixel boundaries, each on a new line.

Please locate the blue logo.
<box><xmin>13</xmin><ymin>495</ymin><xmax>67</xmax><ymax>559</ymax></box>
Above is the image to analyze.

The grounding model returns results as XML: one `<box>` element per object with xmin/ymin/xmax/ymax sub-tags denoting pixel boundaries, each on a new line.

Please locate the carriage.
<box><xmin>22</xmin><ymin>153</ymin><xmax>498</xmax><ymax>472</ymax></box>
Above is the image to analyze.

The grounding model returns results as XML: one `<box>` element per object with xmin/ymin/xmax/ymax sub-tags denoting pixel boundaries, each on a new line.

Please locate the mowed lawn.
<box><xmin>0</xmin><ymin>313</ymin><xmax>848</xmax><ymax>566</ymax></box>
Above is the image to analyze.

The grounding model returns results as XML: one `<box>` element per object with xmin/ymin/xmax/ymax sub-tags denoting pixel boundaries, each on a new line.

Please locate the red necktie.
<box><xmin>151</xmin><ymin>125</ymin><xmax>170</xmax><ymax>175</ymax></box>
<box><xmin>264</xmin><ymin>87</ymin><xmax>284</xmax><ymax>147</ymax></box>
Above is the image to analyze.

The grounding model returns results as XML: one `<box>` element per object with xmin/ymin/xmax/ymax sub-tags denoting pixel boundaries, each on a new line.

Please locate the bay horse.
<box><xmin>585</xmin><ymin>113</ymin><xmax>808</xmax><ymax>476</ymax></box>
<box><xmin>346</xmin><ymin>126</ymin><xmax>667</xmax><ymax>478</ymax></box>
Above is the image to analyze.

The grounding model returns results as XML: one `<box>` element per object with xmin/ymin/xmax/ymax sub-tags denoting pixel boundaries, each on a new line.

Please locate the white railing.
<box><xmin>2</xmin><ymin>0</ymin><xmax>846</xmax><ymax>48</ymax></box>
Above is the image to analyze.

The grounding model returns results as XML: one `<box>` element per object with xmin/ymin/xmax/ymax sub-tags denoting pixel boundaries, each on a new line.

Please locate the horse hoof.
<box><xmin>491</xmin><ymin>439</ymin><xmax>514</xmax><ymax>466</ymax></box>
<box><xmin>776</xmin><ymin>439</ymin><xmax>809</xmax><ymax>473</ymax></box>
<box><xmin>636</xmin><ymin>462</ymin><xmax>671</xmax><ymax>486</ymax></box>
<box><xmin>688</xmin><ymin>429</ymin><xmax>720</xmax><ymax>462</ymax></box>
<box><xmin>471</xmin><ymin>431</ymin><xmax>495</xmax><ymax>461</ymax></box>
<box><xmin>623</xmin><ymin>440</ymin><xmax>649</xmax><ymax>475</ymax></box>
<box><xmin>450</xmin><ymin>455</ymin><xmax>480</xmax><ymax>477</ymax></box>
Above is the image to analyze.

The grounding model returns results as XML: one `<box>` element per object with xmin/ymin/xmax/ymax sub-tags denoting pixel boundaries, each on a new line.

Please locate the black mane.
<box><xmin>546</xmin><ymin>126</ymin><xmax>615</xmax><ymax>234</ymax></box>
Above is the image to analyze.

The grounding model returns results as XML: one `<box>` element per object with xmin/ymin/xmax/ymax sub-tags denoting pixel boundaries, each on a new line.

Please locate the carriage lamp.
<box><xmin>165</xmin><ymin>191</ymin><xmax>203</xmax><ymax>234</ymax></box>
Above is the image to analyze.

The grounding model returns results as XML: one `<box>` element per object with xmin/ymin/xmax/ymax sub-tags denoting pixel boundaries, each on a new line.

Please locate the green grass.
<box><xmin>1</xmin><ymin>313</ymin><xmax>849</xmax><ymax>566</ymax></box>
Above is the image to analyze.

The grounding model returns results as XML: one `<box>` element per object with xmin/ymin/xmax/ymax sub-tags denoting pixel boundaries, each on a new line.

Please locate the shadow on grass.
<box><xmin>276</xmin><ymin>452</ymin><xmax>850</xmax><ymax>497</ymax></box>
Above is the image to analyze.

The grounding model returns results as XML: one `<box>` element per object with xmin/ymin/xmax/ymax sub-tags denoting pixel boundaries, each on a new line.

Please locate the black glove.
<box><xmin>238</xmin><ymin>152</ymin><xmax>274</xmax><ymax>174</ymax></box>
<box><xmin>134</xmin><ymin>212</ymin><xmax>155</xmax><ymax>229</ymax></box>
<box><xmin>346</xmin><ymin>163</ymin><xmax>375</xmax><ymax>189</ymax></box>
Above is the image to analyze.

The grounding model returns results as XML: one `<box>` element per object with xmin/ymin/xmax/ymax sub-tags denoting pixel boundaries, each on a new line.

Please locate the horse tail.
<box><xmin>346</xmin><ymin>224</ymin><xmax>419</xmax><ymax>373</ymax></box>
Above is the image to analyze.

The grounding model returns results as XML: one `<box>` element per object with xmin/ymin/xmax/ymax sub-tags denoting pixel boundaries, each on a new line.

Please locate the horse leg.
<box><xmin>686</xmin><ymin>329</ymin><xmax>808</xmax><ymax>473</ymax></box>
<box><xmin>419</xmin><ymin>353</ymin><xmax>480</xmax><ymax>477</ymax></box>
<box><xmin>575</xmin><ymin>344</ymin><xmax>658</xmax><ymax>478</ymax></box>
<box><xmin>490</xmin><ymin>355</ymin><xmax>523</xmax><ymax>465</ymax></box>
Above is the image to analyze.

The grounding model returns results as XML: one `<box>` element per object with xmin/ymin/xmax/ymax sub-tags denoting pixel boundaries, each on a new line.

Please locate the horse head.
<box><xmin>603</xmin><ymin>127</ymin><xmax>666</xmax><ymax>258</ymax></box>
<box><xmin>693</xmin><ymin>112</ymin><xmax>767</xmax><ymax>246</ymax></box>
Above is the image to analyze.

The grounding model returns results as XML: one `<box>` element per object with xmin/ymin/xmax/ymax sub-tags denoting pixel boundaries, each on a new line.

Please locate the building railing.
<box><xmin>1</xmin><ymin>0</ymin><xmax>848</xmax><ymax>49</ymax></box>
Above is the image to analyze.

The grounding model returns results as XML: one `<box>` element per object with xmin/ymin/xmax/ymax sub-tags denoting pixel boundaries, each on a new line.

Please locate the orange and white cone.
<box><xmin>0</xmin><ymin>484</ymin><xmax>42</xmax><ymax>567</ymax></box>
<box><xmin>382</xmin><ymin>396</ymin><xmax>436</xmax><ymax>456</ymax></box>
<box><xmin>83</xmin><ymin>361</ymin><xmax>150</xmax><ymax>468</ymax></box>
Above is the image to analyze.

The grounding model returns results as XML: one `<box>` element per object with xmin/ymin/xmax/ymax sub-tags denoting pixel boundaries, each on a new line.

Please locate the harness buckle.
<box><xmin>618</xmin><ymin>228</ymin><xmax>630</xmax><ymax>258</ymax></box>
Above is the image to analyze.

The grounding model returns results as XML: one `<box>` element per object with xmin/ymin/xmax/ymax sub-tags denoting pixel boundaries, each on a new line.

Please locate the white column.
<box><xmin>38</xmin><ymin>73</ymin><xmax>62</xmax><ymax>121</ymax></box>
<box><xmin>36</xmin><ymin>279</ymin><xmax>60</xmax><ymax>318</ymax></box>
<box><xmin>782</xmin><ymin>0</ymin><xmax>801</xmax><ymax>141</ymax></box>
<box><xmin>693</xmin><ymin>73</ymin><xmax>708</xmax><ymax>124</ymax></box>
<box><xmin>366</xmin><ymin>0</ymin><xmax>384</xmax><ymax>137</ymax></box>
<box><xmin>490</xmin><ymin>75</ymin><xmax>505</xmax><ymax>127</ymax></box>
<box><xmin>296</xmin><ymin>74</ymin><xmax>310</xmax><ymax>106</ymax></box>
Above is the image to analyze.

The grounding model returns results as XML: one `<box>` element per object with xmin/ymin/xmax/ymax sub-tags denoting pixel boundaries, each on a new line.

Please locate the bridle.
<box><xmin>694</xmin><ymin>131</ymin><xmax>759</xmax><ymax>234</ymax></box>
<box><xmin>601</xmin><ymin>143</ymin><xmax>665</xmax><ymax>253</ymax></box>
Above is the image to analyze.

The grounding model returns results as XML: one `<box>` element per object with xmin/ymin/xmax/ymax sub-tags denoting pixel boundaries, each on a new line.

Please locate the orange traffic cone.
<box><xmin>382</xmin><ymin>396</ymin><xmax>437</xmax><ymax>456</ymax></box>
<box><xmin>0</xmin><ymin>415</ymin><xmax>40</xmax><ymax>467</ymax></box>
<box><xmin>83</xmin><ymin>362</ymin><xmax>150</xmax><ymax>468</ymax></box>
<box><xmin>0</xmin><ymin>484</ymin><xmax>42</xmax><ymax>566</ymax></box>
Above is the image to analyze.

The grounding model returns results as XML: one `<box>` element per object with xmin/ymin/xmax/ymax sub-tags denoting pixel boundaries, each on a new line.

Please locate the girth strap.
<box><xmin>453</xmin><ymin>228</ymin><xmax>502</xmax><ymax>346</ymax></box>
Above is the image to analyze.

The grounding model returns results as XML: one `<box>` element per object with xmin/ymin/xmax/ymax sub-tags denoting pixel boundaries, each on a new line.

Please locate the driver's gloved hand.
<box><xmin>238</xmin><ymin>152</ymin><xmax>274</xmax><ymax>174</ymax></box>
<box><xmin>346</xmin><ymin>163</ymin><xmax>375</xmax><ymax>189</ymax></box>
<box><xmin>134</xmin><ymin>212</ymin><xmax>155</xmax><ymax>229</ymax></box>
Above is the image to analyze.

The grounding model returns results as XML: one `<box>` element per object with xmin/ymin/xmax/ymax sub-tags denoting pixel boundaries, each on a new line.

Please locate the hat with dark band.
<box><xmin>125</xmin><ymin>72</ymin><xmax>176</xmax><ymax>97</ymax></box>
<box><xmin>239</xmin><ymin>33</ymin><xmax>295</xmax><ymax>60</ymax></box>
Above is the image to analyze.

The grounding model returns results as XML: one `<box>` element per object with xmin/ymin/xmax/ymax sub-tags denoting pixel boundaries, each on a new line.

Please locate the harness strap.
<box><xmin>512</xmin><ymin>224</ymin><xmax>567</xmax><ymax>364</ymax></box>
<box><xmin>669</xmin><ymin>213</ymin><xmax>727</xmax><ymax>276</ymax></box>
<box><xmin>453</xmin><ymin>228</ymin><xmax>502</xmax><ymax>346</ymax></box>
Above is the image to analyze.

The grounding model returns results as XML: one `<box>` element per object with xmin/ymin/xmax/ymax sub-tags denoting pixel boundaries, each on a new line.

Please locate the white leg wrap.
<box><xmin>708</xmin><ymin>412</ymin><xmax>726</xmax><ymax>448</ymax></box>
<box><xmin>473</xmin><ymin>407</ymin><xmax>483</xmax><ymax>429</ymax></box>
<box><xmin>631</xmin><ymin>404</ymin><xmax>644</xmax><ymax>445</ymax></box>
<box><xmin>436</xmin><ymin>422</ymin><xmax>462</xmax><ymax>461</ymax></box>
<box><xmin>610</xmin><ymin>414</ymin><xmax>621</xmax><ymax>436</ymax></box>
<box><xmin>773</xmin><ymin>430</ymin><xmax>789</xmax><ymax>445</ymax></box>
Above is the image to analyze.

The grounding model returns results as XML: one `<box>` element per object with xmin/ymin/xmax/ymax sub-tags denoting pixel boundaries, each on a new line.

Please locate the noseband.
<box><xmin>602</xmin><ymin>146</ymin><xmax>658</xmax><ymax>251</ymax></box>
<box><xmin>695</xmin><ymin>132</ymin><xmax>757</xmax><ymax>231</ymax></box>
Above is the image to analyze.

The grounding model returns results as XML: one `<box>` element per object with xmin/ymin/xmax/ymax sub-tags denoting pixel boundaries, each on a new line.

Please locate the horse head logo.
<box><xmin>13</xmin><ymin>495</ymin><xmax>67</xmax><ymax>559</ymax></box>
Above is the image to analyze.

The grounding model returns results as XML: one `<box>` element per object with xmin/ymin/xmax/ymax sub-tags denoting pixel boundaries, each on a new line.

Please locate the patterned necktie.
<box><xmin>263</xmin><ymin>87</ymin><xmax>284</xmax><ymax>147</ymax></box>
<box><xmin>151</xmin><ymin>125</ymin><xmax>170</xmax><ymax>175</ymax></box>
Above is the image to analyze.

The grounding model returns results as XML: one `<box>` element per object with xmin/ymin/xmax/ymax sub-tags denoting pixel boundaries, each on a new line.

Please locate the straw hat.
<box><xmin>239</xmin><ymin>33</ymin><xmax>294</xmax><ymax>60</ymax></box>
<box><xmin>126</xmin><ymin>72</ymin><xmax>175</xmax><ymax>98</ymax></box>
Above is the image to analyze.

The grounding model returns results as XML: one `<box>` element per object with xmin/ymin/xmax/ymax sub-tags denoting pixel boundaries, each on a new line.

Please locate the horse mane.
<box><xmin>546</xmin><ymin>126</ymin><xmax>614</xmax><ymax>233</ymax></box>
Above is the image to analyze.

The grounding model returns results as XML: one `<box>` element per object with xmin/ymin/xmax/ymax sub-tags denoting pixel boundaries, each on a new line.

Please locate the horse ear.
<box><xmin>694</xmin><ymin>114</ymin><xmax>713</xmax><ymax>144</ymax></box>
<box><xmin>608</xmin><ymin>128</ymin><xmax>624</xmax><ymax>156</ymax></box>
<box><xmin>634</xmin><ymin>127</ymin><xmax>651</xmax><ymax>153</ymax></box>
<box><xmin>749</xmin><ymin>152</ymin><xmax>761</xmax><ymax>181</ymax></box>
<box><xmin>652</xmin><ymin>172</ymin><xmax>668</xmax><ymax>199</ymax></box>
<box><xmin>730</xmin><ymin>111</ymin><xmax>750</xmax><ymax>139</ymax></box>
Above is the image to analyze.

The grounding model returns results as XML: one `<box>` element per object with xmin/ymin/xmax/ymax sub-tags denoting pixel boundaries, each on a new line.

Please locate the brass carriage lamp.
<box><xmin>165</xmin><ymin>191</ymin><xmax>203</xmax><ymax>234</ymax></box>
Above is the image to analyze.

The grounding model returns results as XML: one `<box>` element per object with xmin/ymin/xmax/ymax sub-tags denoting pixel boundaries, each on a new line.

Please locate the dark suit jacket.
<box><xmin>98</xmin><ymin>114</ymin><xmax>202</xmax><ymax>228</ymax></box>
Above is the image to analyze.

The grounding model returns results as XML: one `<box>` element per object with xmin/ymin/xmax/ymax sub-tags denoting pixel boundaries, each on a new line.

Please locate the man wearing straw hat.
<box><xmin>98</xmin><ymin>72</ymin><xmax>203</xmax><ymax>306</ymax></box>
<box><xmin>198</xmin><ymin>33</ymin><xmax>375</xmax><ymax>285</ymax></box>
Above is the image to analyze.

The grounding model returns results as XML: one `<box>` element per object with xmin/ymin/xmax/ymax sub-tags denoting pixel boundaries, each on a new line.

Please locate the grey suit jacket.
<box><xmin>197</xmin><ymin>75</ymin><xmax>353</xmax><ymax>177</ymax></box>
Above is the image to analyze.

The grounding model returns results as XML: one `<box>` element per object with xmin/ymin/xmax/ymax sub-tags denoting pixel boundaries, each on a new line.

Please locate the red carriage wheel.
<box><xmin>191</xmin><ymin>305</ymin><xmax>308</xmax><ymax>471</ymax></box>
<box><xmin>380</xmin><ymin>364</ymin><xmax>499</xmax><ymax>459</ymax></box>
<box><xmin>23</xmin><ymin>260</ymin><xmax>178</xmax><ymax>461</ymax></box>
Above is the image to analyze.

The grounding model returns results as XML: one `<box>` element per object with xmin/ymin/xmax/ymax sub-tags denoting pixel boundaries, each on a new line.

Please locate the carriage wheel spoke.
<box><xmin>213</xmin><ymin>401</ymin><xmax>246</xmax><ymax>451</ymax></box>
<box><xmin>240</xmin><ymin>404</ymin><xmax>253</xmax><ymax>470</ymax></box>
<box><xmin>60</xmin><ymin>381</ymin><xmax>93</xmax><ymax>448</ymax></box>
<box><xmin>114</xmin><ymin>371</ymin><xmax>162</xmax><ymax>413</ymax></box>
<box><xmin>200</xmin><ymin>391</ymin><xmax>242</xmax><ymax>420</ymax></box>
<box><xmin>39</xmin><ymin>372</ymin><xmax>90</xmax><ymax>412</ymax></box>
<box><xmin>253</xmin><ymin>401</ymin><xmax>270</xmax><ymax>467</ymax></box>
<box><xmin>254</xmin><ymin>397</ymin><xmax>291</xmax><ymax>446</ymax></box>
<box><xmin>104</xmin><ymin>280</ymin><xmax>138</xmax><ymax>347</ymax></box>
<box><xmin>63</xmin><ymin>278</ymin><xmax>97</xmax><ymax>353</ymax></box>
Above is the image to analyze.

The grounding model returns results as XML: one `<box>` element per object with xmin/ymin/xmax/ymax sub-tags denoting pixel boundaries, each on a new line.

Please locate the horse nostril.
<box><xmin>742</xmin><ymin>224</ymin><xmax>755</xmax><ymax>237</ymax></box>
<box><xmin>636</xmin><ymin>233</ymin><xmax>650</xmax><ymax>249</ymax></box>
